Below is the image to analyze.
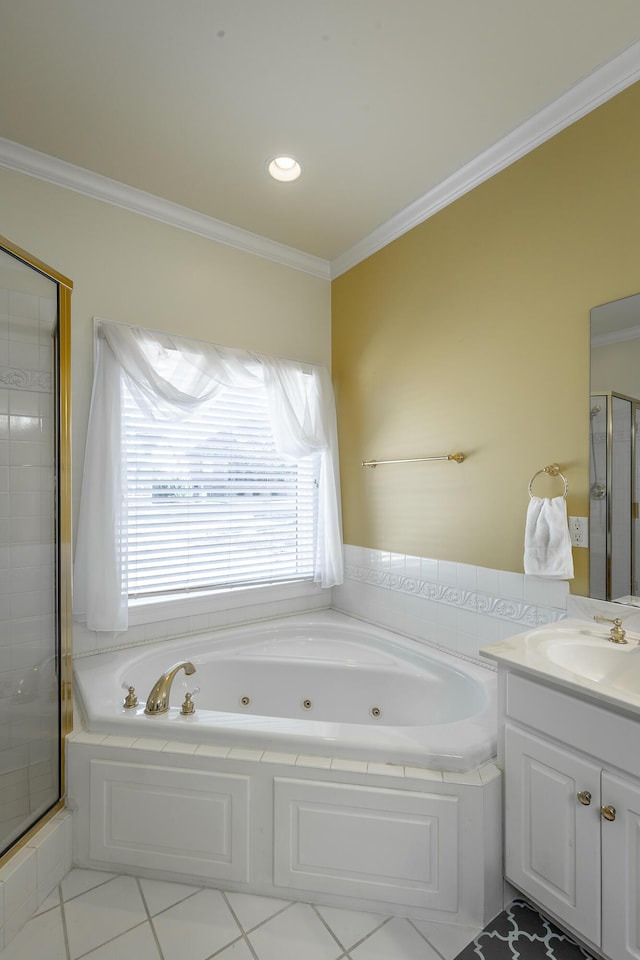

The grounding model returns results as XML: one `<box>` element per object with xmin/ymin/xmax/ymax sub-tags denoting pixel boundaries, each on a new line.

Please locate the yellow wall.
<box><xmin>0</xmin><ymin>167</ymin><xmax>331</xmax><ymax>534</ymax></box>
<box><xmin>332</xmin><ymin>81</ymin><xmax>640</xmax><ymax>596</ymax></box>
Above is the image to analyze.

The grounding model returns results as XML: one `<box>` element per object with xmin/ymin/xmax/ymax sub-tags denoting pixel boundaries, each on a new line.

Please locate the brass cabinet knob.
<box><xmin>577</xmin><ymin>791</ymin><xmax>592</xmax><ymax>806</ymax></box>
<box><xmin>600</xmin><ymin>805</ymin><xmax>616</xmax><ymax>822</ymax></box>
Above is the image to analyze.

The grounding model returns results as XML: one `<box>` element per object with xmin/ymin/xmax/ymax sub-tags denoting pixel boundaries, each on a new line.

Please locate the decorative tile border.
<box><xmin>345</xmin><ymin>562</ymin><xmax>566</xmax><ymax>628</ymax></box>
<box><xmin>0</xmin><ymin>365</ymin><xmax>51</xmax><ymax>392</ymax></box>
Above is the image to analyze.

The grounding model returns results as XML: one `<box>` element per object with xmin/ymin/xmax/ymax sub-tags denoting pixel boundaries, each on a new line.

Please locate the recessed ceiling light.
<box><xmin>268</xmin><ymin>156</ymin><xmax>302</xmax><ymax>182</ymax></box>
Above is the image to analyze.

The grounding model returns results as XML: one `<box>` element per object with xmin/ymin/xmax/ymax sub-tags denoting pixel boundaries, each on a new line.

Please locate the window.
<box><xmin>123</xmin><ymin>377</ymin><xmax>319</xmax><ymax>597</ymax></box>
<box><xmin>73</xmin><ymin>321</ymin><xmax>342</xmax><ymax>632</ymax></box>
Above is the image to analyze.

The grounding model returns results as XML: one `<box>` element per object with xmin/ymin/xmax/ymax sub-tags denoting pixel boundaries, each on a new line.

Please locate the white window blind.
<box><xmin>122</xmin><ymin>378</ymin><xmax>319</xmax><ymax>597</ymax></box>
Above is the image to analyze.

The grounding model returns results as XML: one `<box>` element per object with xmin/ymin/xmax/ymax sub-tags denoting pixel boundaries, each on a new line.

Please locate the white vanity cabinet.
<box><xmin>501</xmin><ymin>670</ymin><xmax>640</xmax><ymax>960</ymax></box>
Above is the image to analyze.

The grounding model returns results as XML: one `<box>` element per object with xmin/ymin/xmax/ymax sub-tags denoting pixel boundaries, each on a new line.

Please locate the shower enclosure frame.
<box><xmin>590</xmin><ymin>390</ymin><xmax>640</xmax><ymax>602</ymax></box>
<box><xmin>0</xmin><ymin>234</ymin><xmax>72</xmax><ymax>867</ymax></box>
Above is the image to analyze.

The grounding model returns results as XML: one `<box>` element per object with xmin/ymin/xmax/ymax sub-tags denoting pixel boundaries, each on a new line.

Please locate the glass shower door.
<box><xmin>0</xmin><ymin>239</ymin><xmax>72</xmax><ymax>858</ymax></box>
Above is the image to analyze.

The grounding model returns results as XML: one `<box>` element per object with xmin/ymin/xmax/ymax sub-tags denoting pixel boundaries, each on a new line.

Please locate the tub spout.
<box><xmin>144</xmin><ymin>661</ymin><xmax>196</xmax><ymax>715</ymax></box>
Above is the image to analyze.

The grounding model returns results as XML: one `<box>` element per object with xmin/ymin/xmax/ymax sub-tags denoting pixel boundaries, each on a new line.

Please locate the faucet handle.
<box><xmin>180</xmin><ymin>687</ymin><xmax>199</xmax><ymax>716</ymax></box>
<box><xmin>593</xmin><ymin>615</ymin><xmax>628</xmax><ymax>644</ymax></box>
<box><xmin>122</xmin><ymin>683</ymin><xmax>138</xmax><ymax>708</ymax></box>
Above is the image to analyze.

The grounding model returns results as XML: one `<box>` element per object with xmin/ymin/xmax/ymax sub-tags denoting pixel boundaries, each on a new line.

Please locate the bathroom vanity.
<box><xmin>483</xmin><ymin>619</ymin><xmax>640</xmax><ymax>960</ymax></box>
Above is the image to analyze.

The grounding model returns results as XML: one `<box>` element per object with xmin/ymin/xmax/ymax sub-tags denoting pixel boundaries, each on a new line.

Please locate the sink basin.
<box><xmin>482</xmin><ymin>617</ymin><xmax>640</xmax><ymax>704</ymax></box>
<box><xmin>541</xmin><ymin>639</ymin><xmax>638</xmax><ymax>683</ymax></box>
<box><xmin>525</xmin><ymin>623</ymin><xmax>640</xmax><ymax>690</ymax></box>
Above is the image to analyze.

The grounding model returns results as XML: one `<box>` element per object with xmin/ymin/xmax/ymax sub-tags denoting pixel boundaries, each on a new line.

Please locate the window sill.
<box><xmin>127</xmin><ymin>579</ymin><xmax>325</xmax><ymax>627</ymax></box>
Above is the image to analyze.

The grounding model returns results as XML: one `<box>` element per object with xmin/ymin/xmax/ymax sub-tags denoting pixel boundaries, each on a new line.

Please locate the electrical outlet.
<box><xmin>569</xmin><ymin>516</ymin><xmax>589</xmax><ymax>548</ymax></box>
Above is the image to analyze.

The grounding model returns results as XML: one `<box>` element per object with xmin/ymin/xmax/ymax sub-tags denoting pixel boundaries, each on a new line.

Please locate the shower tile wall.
<box><xmin>0</xmin><ymin>282</ymin><xmax>58</xmax><ymax>850</ymax></box>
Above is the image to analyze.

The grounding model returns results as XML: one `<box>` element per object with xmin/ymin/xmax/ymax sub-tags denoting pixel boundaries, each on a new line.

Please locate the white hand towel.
<box><xmin>523</xmin><ymin>496</ymin><xmax>574</xmax><ymax>579</ymax></box>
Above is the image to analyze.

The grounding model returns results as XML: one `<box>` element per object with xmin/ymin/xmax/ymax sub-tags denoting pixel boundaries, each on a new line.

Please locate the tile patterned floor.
<box><xmin>0</xmin><ymin>868</ymin><xmax>484</xmax><ymax>960</ymax></box>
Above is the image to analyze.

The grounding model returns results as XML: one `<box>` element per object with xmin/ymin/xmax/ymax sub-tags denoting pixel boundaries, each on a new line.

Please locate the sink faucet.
<box><xmin>593</xmin><ymin>615</ymin><xmax>628</xmax><ymax>644</ymax></box>
<box><xmin>144</xmin><ymin>661</ymin><xmax>196</xmax><ymax>715</ymax></box>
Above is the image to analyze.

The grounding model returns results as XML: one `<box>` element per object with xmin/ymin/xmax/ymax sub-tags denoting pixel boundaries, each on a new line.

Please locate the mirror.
<box><xmin>589</xmin><ymin>293</ymin><xmax>640</xmax><ymax>602</ymax></box>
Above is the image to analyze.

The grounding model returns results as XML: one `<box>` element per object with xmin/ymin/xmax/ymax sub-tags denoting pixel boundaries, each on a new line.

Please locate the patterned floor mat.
<box><xmin>455</xmin><ymin>900</ymin><xmax>596</xmax><ymax>960</ymax></box>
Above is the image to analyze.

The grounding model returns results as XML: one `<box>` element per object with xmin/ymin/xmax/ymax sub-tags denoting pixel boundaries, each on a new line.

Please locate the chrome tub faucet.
<box><xmin>144</xmin><ymin>660</ymin><xmax>196</xmax><ymax>715</ymax></box>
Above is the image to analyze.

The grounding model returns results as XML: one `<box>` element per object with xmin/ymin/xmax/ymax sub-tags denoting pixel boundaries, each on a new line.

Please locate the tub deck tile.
<box><xmin>261</xmin><ymin>751</ymin><xmax>298</xmax><ymax>765</ymax></box>
<box><xmin>102</xmin><ymin>735</ymin><xmax>137</xmax><ymax>749</ymax></box>
<box><xmin>162</xmin><ymin>741</ymin><xmax>198</xmax><ymax>754</ymax></box>
<box><xmin>403</xmin><ymin>766</ymin><xmax>444</xmax><ymax>782</ymax></box>
<box><xmin>194</xmin><ymin>744</ymin><xmax>231</xmax><ymax>759</ymax></box>
<box><xmin>130</xmin><ymin>738</ymin><xmax>167</xmax><ymax>752</ymax></box>
<box><xmin>67</xmin><ymin>731</ymin><xmax>108</xmax><ymax>746</ymax></box>
<box><xmin>330</xmin><ymin>758</ymin><xmax>368</xmax><ymax>774</ymax></box>
<box><xmin>296</xmin><ymin>755</ymin><xmax>332</xmax><ymax>769</ymax></box>
<box><xmin>443</xmin><ymin>770</ymin><xmax>483</xmax><ymax>786</ymax></box>
<box><xmin>366</xmin><ymin>762</ymin><xmax>404</xmax><ymax>778</ymax></box>
<box><xmin>478</xmin><ymin>761</ymin><xmax>501</xmax><ymax>784</ymax></box>
<box><xmin>228</xmin><ymin>748</ymin><xmax>264</xmax><ymax>762</ymax></box>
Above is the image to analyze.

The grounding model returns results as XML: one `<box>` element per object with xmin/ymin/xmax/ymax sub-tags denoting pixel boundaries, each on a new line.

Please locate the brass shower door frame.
<box><xmin>0</xmin><ymin>234</ymin><xmax>73</xmax><ymax>867</ymax></box>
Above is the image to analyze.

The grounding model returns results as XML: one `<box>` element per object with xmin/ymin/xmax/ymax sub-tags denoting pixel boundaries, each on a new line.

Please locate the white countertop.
<box><xmin>480</xmin><ymin>617</ymin><xmax>640</xmax><ymax>717</ymax></box>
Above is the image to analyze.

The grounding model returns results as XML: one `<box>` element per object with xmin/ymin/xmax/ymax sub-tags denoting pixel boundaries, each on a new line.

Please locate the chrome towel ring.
<box><xmin>528</xmin><ymin>463</ymin><xmax>568</xmax><ymax>500</ymax></box>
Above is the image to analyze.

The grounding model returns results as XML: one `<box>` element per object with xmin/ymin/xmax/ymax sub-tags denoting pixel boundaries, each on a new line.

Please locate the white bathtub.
<box><xmin>69</xmin><ymin>611</ymin><xmax>502</xmax><ymax>924</ymax></box>
<box><xmin>74</xmin><ymin>610</ymin><xmax>496</xmax><ymax>772</ymax></box>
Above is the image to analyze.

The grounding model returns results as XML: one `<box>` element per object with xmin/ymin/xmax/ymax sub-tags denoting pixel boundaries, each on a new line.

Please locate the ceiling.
<box><xmin>1</xmin><ymin>0</ymin><xmax>640</xmax><ymax>272</ymax></box>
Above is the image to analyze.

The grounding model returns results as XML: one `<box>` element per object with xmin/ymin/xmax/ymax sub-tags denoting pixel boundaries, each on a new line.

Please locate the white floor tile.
<box><xmin>411</xmin><ymin>918</ymin><xmax>481</xmax><ymax>959</ymax></box>
<box><xmin>64</xmin><ymin>875</ymin><xmax>148</xmax><ymax>959</ymax></box>
<box><xmin>315</xmin><ymin>904</ymin><xmax>388</xmax><ymax>951</ymax></box>
<box><xmin>248</xmin><ymin>902</ymin><xmax>343</xmax><ymax>960</ymax></box>
<box><xmin>152</xmin><ymin>889</ymin><xmax>242</xmax><ymax>960</ymax></box>
<box><xmin>139</xmin><ymin>877</ymin><xmax>201</xmax><ymax>916</ymax></box>
<box><xmin>60</xmin><ymin>868</ymin><xmax>117</xmax><ymax>902</ymax></box>
<box><xmin>0</xmin><ymin>905</ymin><xmax>66</xmax><ymax>960</ymax></box>
<box><xmin>76</xmin><ymin>921</ymin><xmax>161</xmax><ymax>959</ymax></box>
<box><xmin>350</xmin><ymin>917</ymin><xmax>441</xmax><ymax>960</ymax></box>
<box><xmin>225</xmin><ymin>891</ymin><xmax>292</xmax><ymax>931</ymax></box>
<box><xmin>0</xmin><ymin>866</ymin><xmax>483</xmax><ymax>960</ymax></box>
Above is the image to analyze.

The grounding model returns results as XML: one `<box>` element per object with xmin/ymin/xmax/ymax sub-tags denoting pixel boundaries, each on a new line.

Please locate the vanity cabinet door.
<box><xmin>504</xmin><ymin>724</ymin><xmax>601</xmax><ymax>946</ymax></box>
<box><xmin>601</xmin><ymin>771</ymin><xmax>640</xmax><ymax>960</ymax></box>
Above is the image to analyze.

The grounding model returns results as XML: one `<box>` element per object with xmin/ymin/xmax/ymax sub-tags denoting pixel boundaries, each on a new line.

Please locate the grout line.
<box><xmin>219</xmin><ymin>890</ymin><xmax>260</xmax><ymax>960</ymax></box>
<box><xmin>224</xmin><ymin>892</ymin><xmax>296</xmax><ymax>935</ymax></box>
<box><xmin>336</xmin><ymin>915</ymin><xmax>393</xmax><ymax>953</ymax></box>
<box><xmin>206</xmin><ymin>932</ymin><xmax>258</xmax><ymax>959</ymax></box>
<box><xmin>407</xmin><ymin>917</ymin><xmax>450</xmax><ymax>959</ymax></box>
<box><xmin>136</xmin><ymin>877</ymin><xmax>166</xmax><ymax>960</ymax></box>
<box><xmin>139</xmin><ymin>879</ymin><xmax>203</xmax><ymax>920</ymax></box>
<box><xmin>57</xmin><ymin>883</ymin><xmax>72</xmax><ymax>960</ymax></box>
<box><xmin>73</xmin><ymin>920</ymin><xmax>150</xmax><ymax>959</ymax></box>
<box><xmin>311</xmin><ymin>902</ymin><xmax>349</xmax><ymax>953</ymax></box>
<box><xmin>32</xmin><ymin>886</ymin><xmax>62</xmax><ymax>918</ymax></box>
<box><xmin>60</xmin><ymin>873</ymin><xmax>121</xmax><ymax>905</ymax></box>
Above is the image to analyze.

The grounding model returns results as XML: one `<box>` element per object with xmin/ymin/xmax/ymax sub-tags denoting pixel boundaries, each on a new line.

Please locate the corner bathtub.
<box><xmin>69</xmin><ymin>611</ymin><xmax>502</xmax><ymax>925</ymax></box>
<box><xmin>74</xmin><ymin>610</ymin><xmax>496</xmax><ymax>772</ymax></box>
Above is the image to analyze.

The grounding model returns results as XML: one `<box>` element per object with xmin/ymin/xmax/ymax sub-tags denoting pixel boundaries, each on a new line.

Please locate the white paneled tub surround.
<box><xmin>68</xmin><ymin>612</ymin><xmax>502</xmax><ymax>926</ymax></box>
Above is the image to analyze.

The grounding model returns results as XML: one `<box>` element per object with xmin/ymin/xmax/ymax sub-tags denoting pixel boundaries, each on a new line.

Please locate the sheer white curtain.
<box><xmin>73</xmin><ymin>321</ymin><xmax>343</xmax><ymax>632</ymax></box>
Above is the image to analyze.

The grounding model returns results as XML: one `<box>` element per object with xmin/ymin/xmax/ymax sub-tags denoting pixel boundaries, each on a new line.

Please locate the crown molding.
<box><xmin>2</xmin><ymin>36</ymin><xmax>639</xmax><ymax>285</ymax></box>
<box><xmin>0</xmin><ymin>137</ymin><xmax>331</xmax><ymax>281</ymax></box>
<box><xmin>330</xmin><ymin>39</ymin><xmax>640</xmax><ymax>279</ymax></box>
